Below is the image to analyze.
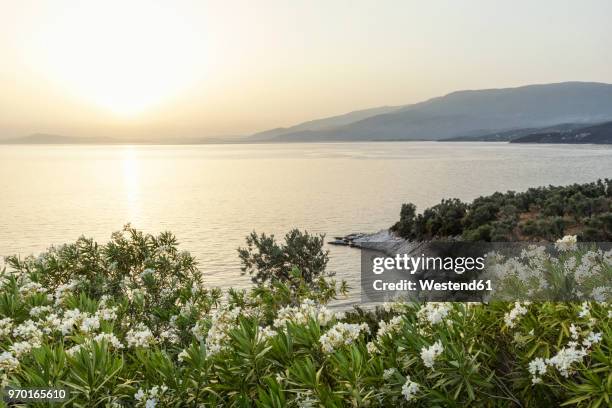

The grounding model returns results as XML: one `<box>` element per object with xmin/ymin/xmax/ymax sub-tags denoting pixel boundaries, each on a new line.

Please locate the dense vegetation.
<box><xmin>510</xmin><ymin>121</ymin><xmax>612</xmax><ymax>144</ymax></box>
<box><xmin>391</xmin><ymin>179</ymin><xmax>612</xmax><ymax>242</ymax></box>
<box><xmin>1</xmin><ymin>226</ymin><xmax>611</xmax><ymax>407</ymax></box>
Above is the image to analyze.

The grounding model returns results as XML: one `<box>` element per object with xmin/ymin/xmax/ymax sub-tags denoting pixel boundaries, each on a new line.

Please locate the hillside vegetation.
<box><xmin>510</xmin><ymin>121</ymin><xmax>612</xmax><ymax>144</ymax></box>
<box><xmin>392</xmin><ymin>180</ymin><xmax>612</xmax><ymax>242</ymax></box>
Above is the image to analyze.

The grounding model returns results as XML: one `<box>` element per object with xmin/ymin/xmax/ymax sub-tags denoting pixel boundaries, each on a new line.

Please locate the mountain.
<box><xmin>510</xmin><ymin>121</ymin><xmax>612</xmax><ymax>144</ymax></box>
<box><xmin>249</xmin><ymin>105</ymin><xmax>402</xmax><ymax>141</ymax></box>
<box><xmin>251</xmin><ymin>82</ymin><xmax>612</xmax><ymax>142</ymax></box>
<box><xmin>0</xmin><ymin>134</ymin><xmax>116</xmax><ymax>144</ymax></box>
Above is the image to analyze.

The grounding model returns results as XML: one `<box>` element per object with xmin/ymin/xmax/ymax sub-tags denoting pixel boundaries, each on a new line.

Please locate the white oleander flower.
<box><xmin>93</xmin><ymin>332</ymin><xmax>124</xmax><ymax>349</ymax></box>
<box><xmin>134</xmin><ymin>389</ymin><xmax>145</xmax><ymax>401</ymax></box>
<box><xmin>528</xmin><ymin>357</ymin><xmax>547</xmax><ymax>384</ymax></box>
<box><xmin>582</xmin><ymin>331</ymin><xmax>602</xmax><ymax>348</ymax></box>
<box><xmin>417</xmin><ymin>302</ymin><xmax>451</xmax><ymax>326</ymax></box>
<box><xmin>19</xmin><ymin>281</ymin><xmax>46</xmax><ymax>297</ymax></box>
<box><xmin>376</xmin><ymin>315</ymin><xmax>403</xmax><ymax>340</ymax></box>
<box><xmin>382</xmin><ymin>368</ymin><xmax>396</xmax><ymax>380</ymax></box>
<box><xmin>382</xmin><ymin>300</ymin><xmax>407</xmax><ymax>313</ymax></box>
<box><xmin>569</xmin><ymin>323</ymin><xmax>580</xmax><ymax>340</ymax></box>
<box><xmin>0</xmin><ymin>318</ymin><xmax>14</xmax><ymax>337</ymax></box>
<box><xmin>159</xmin><ymin>328</ymin><xmax>180</xmax><ymax>344</ymax></box>
<box><xmin>578</xmin><ymin>301</ymin><xmax>590</xmax><ymax>318</ymax></box>
<box><xmin>66</xmin><ymin>344</ymin><xmax>84</xmax><ymax>356</ymax></box>
<box><xmin>13</xmin><ymin>320</ymin><xmax>43</xmax><ymax>344</ymax></box>
<box><xmin>96</xmin><ymin>306</ymin><xmax>118</xmax><ymax>321</ymax></box>
<box><xmin>177</xmin><ymin>349</ymin><xmax>189</xmax><ymax>362</ymax></box>
<box><xmin>60</xmin><ymin>309</ymin><xmax>87</xmax><ymax>335</ymax></box>
<box><xmin>366</xmin><ymin>341</ymin><xmax>380</xmax><ymax>354</ymax></box>
<box><xmin>273</xmin><ymin>300</ymin><xmax>335</xmax><ymax>328</ymax></box>
<box><xmin>10</xmin><ymin>341</ymin><xmax>35</xmax><ymax>357</ymax></box>
<box><xmin>420</xmin><ymin>340</ymin><xmax>444</xmax><ymax>369</ymax></box>
<box><xmin>546</xmin><ymin>344</ymin><xmax>587</xmax><ymax>377</ymax></box>
<box><xmin>80</xmin><ymin>316</ymin><xmax>101</xmax><ymax>333</ymax></box>
<box><xmin>257</xmin><ymin>326</ymin><xmax>276</xmax><ymax>342</ymax></box>
<box><xmin>591</xmin><ymin>287</ymin><xmax>609</xmax><ymax>303</ymax></box>
<box><xmin>29</xmin><ymin>305</ymin><xmax>53</xmax><ymax>318</ymax></box>
<box><xmin>504</xmin><ymin>302</ymin><xmax>529</xmax><ymax>328</ymax></box>
<box><xmin>41</xmin><ymin>313</ymin><xmax>62</xmax><ymax>334</ymax></box>
<box><xmin>0</xmin><ymin>351</ymin><xmax>19</xmax><ymax>372</ymax></box>
<box><xmin>319</xmin><ymin>322</ymin><xmax>369</xmax><ymax>353</ymax></box>
<box><xmin>574</xmin><ymin>257</ymin><xmax>600</xmax><ymax>283</ymax></box>
<box><xmin>54</xmin><ymin>281</ymin><xmax>78</xmax><ymax>306</ymax></box>
<box><xmin>555</xmin><ymin>235</ymin><xmax>577</xmax><ymax>252</ymax></box>
<box><xmin>295</xmin><ymin>392</ymin><xmax>317</xmax><ymax>408</ymax></box>
<box><xmin>401</xmin><ymin>376</ymin><xmax>420</xmax><ymax>401</ymax></box>
<box><xmin>203</xmin><ymin>306</ymin><xmax>242</xmax><ymax>355</ymax></box>
<box><xmin>126</xmin><ymin>325</ymin><xmax>154</xmax><ymax>348</ymax></box>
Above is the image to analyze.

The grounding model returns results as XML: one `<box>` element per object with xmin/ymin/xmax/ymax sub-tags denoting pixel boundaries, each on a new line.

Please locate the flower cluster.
<box><xmin>319</xmin><ymin>322</ymin><xmax>369</xmax><ymax>353</ymax></box>
<box><xmin>401</xmin><ymin>376</ymin><xmax>420</xmax><ymax>401</ymax></box>
<box><xmin>126</xmin><ymin>324</ymin><xmax>155</xmax><ymax>348</ymax></box>
<box><xmin>134</xmin><ymin>384</ymin><xmax>168</xmax><ymax>408</ymax></box>
<box><xmin>417</xmin><ymin>302</ymin><xmax>451</xmax><ymax>326</ymax></box>
<box><xmin>488</xmin><ymin>240</ymin><xmax>612</xmax><ymax>302</ymax></box>
<box><xmin>528</xmin><ymin>321</ymin><xmax>603</xmax><ymax>383</ymax></box>
<box><xmin>197</xmin><ymin>306</ymin><xmax>243</xmax><ymax>355</ymax></box>
<box><xmin>504</xmin><ymin>302</ymin><xmax>530</xmax><ymax>328</ymax></box>
<box><xmin>420</xmin><ymin>340</ymin><xmax>444</xmax><ymax>369</ymax></box>
<box><xmin>274</xmin><ymin>299</ymin><xmax>335</xmax><ymax>328</ymax></box>
<box><xmin>555</xmin><ymin>235</ymin><xmax>578</xmax><ymax>252</ymax></box>
<box><xmin>0</xmin><ymin>351</ymin><xmax>19</xmax><ymax>386</ymax></box>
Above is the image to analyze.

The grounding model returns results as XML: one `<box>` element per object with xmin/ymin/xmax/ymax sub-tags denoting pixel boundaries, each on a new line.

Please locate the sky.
<box><xmin>1</xmin><ymin>0</ymin><xmax>611</xmax><ymax>140</ymax></box>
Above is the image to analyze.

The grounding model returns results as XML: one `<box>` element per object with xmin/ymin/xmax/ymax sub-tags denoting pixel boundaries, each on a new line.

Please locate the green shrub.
<box><xmin>238</xmin><ymin>229</ymin><xmax>330</xmax><ymax>285</ymax></box>
<box><xmin>1</xmin><ymin>228</ymin><xmax>611</xmax><ymax>407</ymax></box>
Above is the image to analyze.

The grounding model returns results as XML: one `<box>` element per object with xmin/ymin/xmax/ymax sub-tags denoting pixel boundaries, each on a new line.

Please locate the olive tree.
<box><xmin>238</xmin><ymin>229</ymin><xmax>330</xmax><ymax>285</ymax></box>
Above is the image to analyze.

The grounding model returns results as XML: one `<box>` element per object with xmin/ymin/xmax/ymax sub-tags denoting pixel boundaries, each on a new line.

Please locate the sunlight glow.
<box><xmin>32</xmin><ymin>1</ymin><xmax>206</xmax><ymax>116</ymax></box>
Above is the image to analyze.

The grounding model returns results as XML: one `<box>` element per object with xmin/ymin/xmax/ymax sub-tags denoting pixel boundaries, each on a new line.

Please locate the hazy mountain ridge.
<box><xmin>0</xmin><ymin>133</ymin><xmax>116</xmax><ymax>144</ymax></box>
<box><xmin>249</xmin><ymin>105</ymin><xmax>403</xmax><ymax>140</ymax></box>
<box><xmin>252</xmin><ymin>82</ymin><xmax>612</xmax><ymax>142</ymax></box>
<box><xmin>0</xmin><ymin>133</ymin><xmax>245</xmax><ymax>145</ymax></box>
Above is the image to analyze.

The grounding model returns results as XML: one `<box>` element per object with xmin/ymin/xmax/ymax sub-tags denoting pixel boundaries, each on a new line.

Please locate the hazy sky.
<box><xmin>1</xmin><ymin>0</ymin><xmax>611</xmax><ymax>139</ymax></box>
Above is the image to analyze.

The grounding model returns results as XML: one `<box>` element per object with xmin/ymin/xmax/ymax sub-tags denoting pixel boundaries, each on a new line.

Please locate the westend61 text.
<box><xmin>372</xmin><ymin>279</ymin><xmax>493</xmax><ymax>292</ymax></box>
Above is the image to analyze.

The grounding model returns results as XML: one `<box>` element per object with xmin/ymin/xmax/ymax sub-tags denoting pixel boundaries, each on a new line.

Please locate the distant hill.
<box><xmin>251</xmin><ymin>82</ymin><xmax>612</xmax><ymax>142</ymax></box>
<box><xmin>0</xmin><ymin>134</ymin><xmax>245</xmax><ymax>145</ymax></box>
<box><xmin>249</xmin><ymin>105</ymin><xmax>402</xmax><ymax>141</ymax></box>
<box><xmin>510</xmin><ymin>121</ymin><xmax>612</xmax><ymax>144</ymax></box>
<box><xmin>0</xmin><ymin>134</ymin><xmax>116</xmax><ymax>144</ymax></box>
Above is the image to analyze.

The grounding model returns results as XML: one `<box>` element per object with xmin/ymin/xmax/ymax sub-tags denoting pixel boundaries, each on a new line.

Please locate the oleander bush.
<box><xmin>1</xmin><ymin>226</ymin><xmax>611</xmax><ymax>407</ymax></box>
<box><xmin>486</xmin><ymin>237</ymin><xmax>612</xmax><ymax>302</ymax></box>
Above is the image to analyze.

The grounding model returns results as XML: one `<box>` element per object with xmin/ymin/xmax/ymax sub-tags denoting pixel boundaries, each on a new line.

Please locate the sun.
<box><xmin>31</xmin><ymin>1</ymin><xmax>206</xmax><ymax>116</ymax></box>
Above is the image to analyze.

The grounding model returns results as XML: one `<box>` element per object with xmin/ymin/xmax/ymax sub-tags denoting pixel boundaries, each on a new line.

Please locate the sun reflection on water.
<box><xmin>121</xmin><ymin>147</ymin><xmax>141</xmax><ymax>222</ymax></box>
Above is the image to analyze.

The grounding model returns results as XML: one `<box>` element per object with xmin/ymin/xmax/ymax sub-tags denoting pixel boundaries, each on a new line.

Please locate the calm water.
<box><xmin>2</xmin><ymin>142</ymin><xmax>612</xmax><ymax>305</ymax></box>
